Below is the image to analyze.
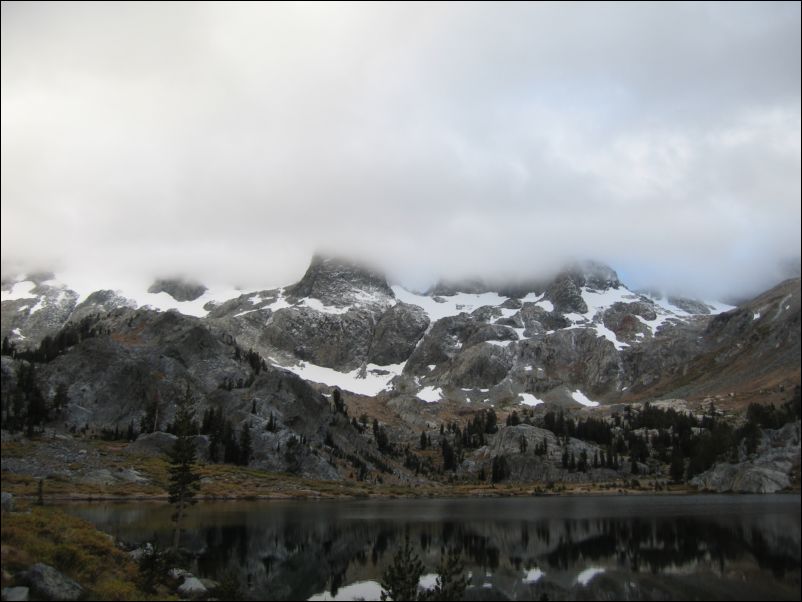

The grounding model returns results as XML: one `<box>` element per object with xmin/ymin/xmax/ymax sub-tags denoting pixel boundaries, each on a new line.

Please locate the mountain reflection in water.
<box><xmin>67</xmin><ymin>495</ymin><xmax>800</xmax><ymax>601</ymax></box>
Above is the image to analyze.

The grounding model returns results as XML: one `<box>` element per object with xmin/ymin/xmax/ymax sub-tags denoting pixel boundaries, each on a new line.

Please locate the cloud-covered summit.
<box><xmin>2</xmin><ymin>2</ymin><xmax>799</xmax><ymax>299</ymax></box>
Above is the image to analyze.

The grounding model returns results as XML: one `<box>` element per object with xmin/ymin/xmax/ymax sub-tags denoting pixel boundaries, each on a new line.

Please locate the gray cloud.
<box><xmin>2</xmin><ymin>1</ymin><xmax>800</xmax><ymax>298</ymax></box>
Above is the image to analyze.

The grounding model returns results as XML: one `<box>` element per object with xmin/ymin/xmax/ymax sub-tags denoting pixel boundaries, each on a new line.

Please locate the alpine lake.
<box><xmin>65</xmin><ymin>494</ymin><xmax>801</xmax><ymax>601</ymax></box>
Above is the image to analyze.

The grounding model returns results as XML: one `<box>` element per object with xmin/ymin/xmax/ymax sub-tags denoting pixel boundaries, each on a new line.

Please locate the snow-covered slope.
<box><xmin>0</xmin><ymin>260</ymin><xmax>739</xmax><ymax>406</ymax></box>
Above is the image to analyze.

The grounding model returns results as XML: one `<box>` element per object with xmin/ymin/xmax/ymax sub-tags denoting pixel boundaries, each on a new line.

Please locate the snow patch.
<box><xmin>520</xmin><ymin>292</ymin><xmax>544</xmax><ymax>303</ymax></box>
<box><xmin>519</xmin><ymin>393</ymin><xmax>544</xmax><ymax>407</ymax></box>
<box><xmin>571</xmin><ymin>390</ymin><xmax>600</xmax><ymax>407</ymax></box>
<box><xmin>1</xmin><ymin>280</ymin><xmax>37</xmax><ymax>301</ymax></box>
<box><xmin>298</xmin><ymin>297</ymin><xmax>351</xmax><ymax>314</ymax></box>
<box><xmin>593</xmin><ymin>323</ymin><xmax>629</xmax><ymax>350</ymax></box>
<box><xmin>308</xmin><ymin>580</ymin><xmax>383</xmax><ymax>601</ymax></box>
<box><xmin>522</xmin><ymin>568</ymin><xmax>545</xmax><ymax>584</ymax></box>
<box><xmin>29</xmin><ymin>297</ymin><xmax>47</xmax><ymax>314</ymax></box>
<box><xmin>418</xmin><ymin>386</ymin><xmax>443</xmax><ymax>403</ymax></box>
<box><xmin>576</xmin><ymin>567</ymin><xmax>605</xmax><ymax>586</ymax></box>
<box><xmin>278</xmin><ymin>361</ymin><xmax>405</xmax><ymax>396</ymax></box>
<box><xmin>392</xmin><ymin>286</ymin><xmax>509</xmax><ymax>322</ymax></box>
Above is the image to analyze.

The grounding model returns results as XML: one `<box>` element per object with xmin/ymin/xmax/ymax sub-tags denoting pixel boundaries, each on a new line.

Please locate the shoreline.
<box><xmin>8</xmin><ymin>487</ymin><xmax>798</xmax><ymax>503</ymax></box>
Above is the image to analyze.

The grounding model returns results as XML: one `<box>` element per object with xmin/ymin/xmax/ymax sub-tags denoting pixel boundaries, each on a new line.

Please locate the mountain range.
<box><xmin>1</xmin><ymin>255</ymin><xmax>799</xmax><ymax>489</ymax></box>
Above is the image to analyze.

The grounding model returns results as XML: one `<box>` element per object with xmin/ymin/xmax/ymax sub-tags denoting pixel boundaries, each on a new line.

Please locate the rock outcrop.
<box><xmin>147</xmin><ymin>278</ymin><xmax>207</xmax><ymax>301</ymax></box>
<box><xmin>691</xmin><ymin>421</ymin><xmax>800</xmax><ymax>493</ymax></box>
<box><xmin>367</xmin><ymin>303</ymin><xmax>429</xmax><ymax>365</ymax></box>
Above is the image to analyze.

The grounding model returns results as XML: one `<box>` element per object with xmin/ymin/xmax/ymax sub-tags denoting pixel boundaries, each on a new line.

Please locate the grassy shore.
<box><xmin>2</xmin><ymin>436</ymin><xmax>698</xmax><ymax>501</ymax></box>
<box><xmin>0</xmin><ymin>503</ymin><xmax>159</xmax><ymax>600</ymax></box>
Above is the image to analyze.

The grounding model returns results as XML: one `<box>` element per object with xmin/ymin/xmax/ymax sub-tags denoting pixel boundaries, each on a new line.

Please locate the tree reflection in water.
<box><xmin>68</xmin><ymin>496</ymin><xmax>801</xmax><ymax>601</ymax></box>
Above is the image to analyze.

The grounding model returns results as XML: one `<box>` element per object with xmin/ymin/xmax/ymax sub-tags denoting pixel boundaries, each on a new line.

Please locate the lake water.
<box><xmin>66</xmin><ymin>494</ymin><xmax>801</xmax><ymax>601</ymax></box>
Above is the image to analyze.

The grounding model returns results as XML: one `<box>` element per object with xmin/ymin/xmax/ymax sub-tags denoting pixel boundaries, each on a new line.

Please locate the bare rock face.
<box><xmin>668</xmin><ymin>295</ymin><xmax>714</xmax><ymax>315</ymax></box>
<box><xmin>1</xmin><ymin>279</ymin><xmax>79</xmax><ymax>350</ymax></box>
<box><xmin>602</xmin><ymin>301</ymin><xmax>657</xmax><ymax>342</ymax></box>
<box><xmin>541</xmin><ymin>261</ymin><xmax>622</xmax><ymax>315</ymax></box>
<box><xmin>469</xmin><ymin>424</ymin><xmax>614</xmax><ymax>483</ymax></box>
<box><xmin>148</xmin><ymin>278</ymin><xmax>207</xmax><ymax>301</ymax></box>
<box><xmin>127</xmin><ymin>432</ymin><xmax>210</xmax><ymax>460</ymax></box>
<box><xmin>518</xmin><ymin>304</ymin><xmax>570</xmax><ymax>334</ymax></box>
<box><xmin>404</xmin><ymin>314</ymin><xmax>475</xmax><ymax>375</ymax></box>
<box><xmin>691</xmin><ymin>463</ymin><xmax>790</xmax><ymax>493</ymax></box>
<box><xmin>368</xmin><ymin>303</ymin><xmax>429</xmax><ymax>365</ymax></box>
<box><xmin>261</xmin><ymin>306</ymin><xmax>376</xmax><ymax>371</ymax></box>
<box><xmin>442</xmin><ymin>343</ymin><xmax>514</xmax><ymax>388</ymax></box>
<box><xmin>691</xmin><ymin>421</ymin><xmax>800</xmax><ymax>493</ymax></box>
<box><xmin>427</xmin><ymin>278</ymin><xmax>492</xmax><ymax>296</ymax></box>
<box><xmin>543</xmin><ymin>274</ymin><xmax>588</xmax><ymax>314</ymax></box>
<box><xmin>285</xmin><ymin>254</ymin><xmax>395</xmax><ymax>308</ymax></box>
<box><xmin>517</xmin><ymin>329</ymin><xmax>623</xmax><ymax>396</ymax></box>
<box><xmin>68</xmin><ymin>289</ymin><xmax>137</xmax><ymax>324</ymax></box>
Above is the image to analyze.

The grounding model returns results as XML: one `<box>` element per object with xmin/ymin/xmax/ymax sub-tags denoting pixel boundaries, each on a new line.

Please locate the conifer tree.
<box><xmin>429</xmin><ymin>550</ymin><xmax>469</xmax><ymax>601</ymax></box>
<box><xmin>380</xmin><ymin>535</ymin><xmax>424</xmax><ymax>601</ymax></box>
<box><xmin>239</xmin><ymin>422</ymin><xmax>252</xmax><ymax>466</ymax></box>
<box><xmin>167</xmin><ymin>385</ymin><xmax>201</xmax><ymax>550</ymax></box>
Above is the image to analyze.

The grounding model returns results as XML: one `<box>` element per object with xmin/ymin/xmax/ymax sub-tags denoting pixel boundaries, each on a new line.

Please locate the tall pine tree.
<box><xmin>167</xmin><ymin>385</ymin><xmax>201</xmax><ymax>550</ymax></box>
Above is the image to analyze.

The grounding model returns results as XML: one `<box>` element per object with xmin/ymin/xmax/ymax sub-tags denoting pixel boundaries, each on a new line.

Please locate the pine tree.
<box><xmin>52</xmin><ymin>383</ymin><xmax>70</xmax><ymax>415</ymax></box>
<box><xmin>491</xmin><ymin>455</ymin><xmax>509</xmax><ymax>483</ymax></box>
<box><xmin>141</xmin><ymin>391</ymin><xmax>163</xmax><ymax>434</ymax></box>
<box><xmin>670</xmin><ymin>448</ymin><xmax>685</xmax><ymax>483</ymax></box>
<box><xmin>380</xmin><ymin>535</ymin><xmax>424</xmax><ymax>601</ymax></box>
<box><xmin>441</xmin><ymin>438</ymin><xmax>456</xmax><ymax>471</ymax></box>
<box><xmin>167</xmin><ymin>386</ymin><xmax>201</xmax><ymax>550</ymax></box>
<box><xmin>239</xmin><ymin>423</ymin><xmax>252</xmax><ymax>466</ymax></box>
<box><xmin>429</xmin><ymin>550</ymin><xmax>468</xmax><ymax>601</ymax></box>
<box><xmin>332</xmin><ymin>388</ymin><xmax>345</xmax><ymax>414</ymax></box>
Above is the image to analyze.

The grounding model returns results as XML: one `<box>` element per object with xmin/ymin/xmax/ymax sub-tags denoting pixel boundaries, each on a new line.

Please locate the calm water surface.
<box><xmin>66</xmin><ymin>495</ymin><xmax>801</xmax><ymax>601</ymax></box>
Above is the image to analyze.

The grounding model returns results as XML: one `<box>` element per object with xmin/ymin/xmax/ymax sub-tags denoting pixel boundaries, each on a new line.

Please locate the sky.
<box><xmin>1</xmin><ymin>1</ymin><xmax>800</xmax><ymax>299</ymax></box>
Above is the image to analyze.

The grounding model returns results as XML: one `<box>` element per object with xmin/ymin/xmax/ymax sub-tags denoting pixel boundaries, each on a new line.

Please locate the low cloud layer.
<box><xmin>2</xmin><ymin>2</ymin><xmax>800</xmax><ymax>298</ymax></box>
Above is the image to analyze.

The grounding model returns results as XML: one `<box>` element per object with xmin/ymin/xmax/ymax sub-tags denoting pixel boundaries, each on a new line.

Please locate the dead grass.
<box><xmin>0</xmin><ymin>505</ymin><xmax>160</xmax><ymax>600</ymax></box>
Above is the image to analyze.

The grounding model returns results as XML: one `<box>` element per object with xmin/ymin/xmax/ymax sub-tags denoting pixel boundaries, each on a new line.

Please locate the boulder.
<box><xmin>1</xmin><ymin>492</ymin><xmax>14</xmax><ymax>513</ymax></box>
<box><xmin>1</xmin><ymin>587</ymin><xmax>29</xmax><ymax>602</ymax></box>
<box><xmin>177</xmin><ymin>576</ymin><xmax>208</xmax><ymax>597</ymax></box>
<box><xmin>127</xmin><ymin>433</ymin><xmax>209</xmax><ymax>460</ymax></box>
<box><xmin>23</xmin><ymin>564</ymin><xmax>83</xmax><ymax>601</ymax></box>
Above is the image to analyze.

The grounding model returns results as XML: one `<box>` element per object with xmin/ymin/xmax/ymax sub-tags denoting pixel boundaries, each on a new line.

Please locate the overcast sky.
<box><xmin>2</xmin><ymin>1</ymin><xmax>800</xmax><ymax>298</ymax></box>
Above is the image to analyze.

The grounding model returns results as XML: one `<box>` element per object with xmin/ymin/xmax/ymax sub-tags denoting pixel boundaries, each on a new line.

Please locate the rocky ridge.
<box><xmin>2</xmin><ymin>256</ymin><xmax>800</xmax><ymax>489</ymax></box>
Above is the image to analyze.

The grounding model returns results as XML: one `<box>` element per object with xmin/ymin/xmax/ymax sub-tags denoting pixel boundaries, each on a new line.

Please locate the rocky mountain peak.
<box><xmin>284</xmin><ymin>254</ymin><xmax>395</xmax><ymax>307</ymax></box>
<box><xmin>147</xmin><ymin>277</ymin><xmax>207</xmax><ymax>302</ymax></box>
<box><xmin>562</xmin><ymin>260</ymin><xmax>621</xmax><ymax>290</ymax></box>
